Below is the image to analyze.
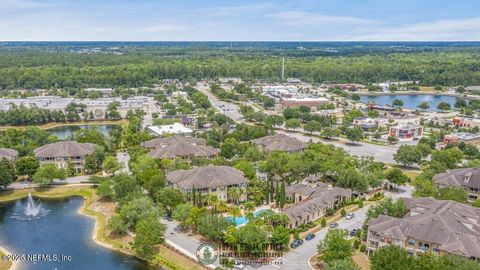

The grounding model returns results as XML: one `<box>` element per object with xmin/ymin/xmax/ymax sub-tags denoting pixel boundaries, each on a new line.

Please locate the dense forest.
<box><xmin>0</xmin><ymin>42</ymin><xmax>479</xmax><ymax>89</ymax></box>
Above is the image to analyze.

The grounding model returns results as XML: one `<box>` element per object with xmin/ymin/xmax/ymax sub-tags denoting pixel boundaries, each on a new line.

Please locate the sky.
<box><xmin>1</xmin><ymin>0</ymin><xmax>480</xmax><ymax>41</ymax></box>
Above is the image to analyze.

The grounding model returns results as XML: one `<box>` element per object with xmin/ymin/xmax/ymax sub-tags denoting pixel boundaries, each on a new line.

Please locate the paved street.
<box><xmin>276</xmin><ymin>129</ymin><xmax>399</xmax><ymax>164</ymax></box>
<box><xmin>256</xmin><ymin>206</ymin><xmax>371</xmax><ymax>270</ymax></box>
<box><xmin>196</xmin><ymin>82</ymin><xmax>244</xmax><ymax>122</ymax></box>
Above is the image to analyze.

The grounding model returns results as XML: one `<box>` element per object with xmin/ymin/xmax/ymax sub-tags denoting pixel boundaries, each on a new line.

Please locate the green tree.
<box><xmin>436</xmin><ymin>187</ymin><xmax>468</xmax><ymax>203</ymax></box>
<box><xmin>370</xmin><ymin>245</ymin><xmax>415</xmax><ymax>270</ymax></box>
<box><xmin>107</xmin><ymin>214</ymin><xmax>128</xmax><ymax>236</ymax></box>
<box><xmin>234</xmin><ymin>223</ymin><xmax>268</xmax><ymax>256</ymax></box>
<box><xmin>304</xmin><ymin>120</ymin><xmax>321</xmax><ymax>134</ymax></box>
<box><xmin>156</xmin><ymin>188</ymin><xmax>184</xmax><ymax>216</ymax></box>
<box><xmin>0</xmin><ymin>160</ymin><xmax>15</xmax><ymax>187</ymax></box>
<box><xmin>112</xmin><ymin>174</ymin><xmax>142</xmax><ymax>203</ymax></box>
<box><xmin>385</xmin><ymin>168</ymin><xmax>409</xmax><ymax>188</ymax></box>
<box><xmin>317</xmin><ymin>229</ymin><xmax>353</xmax><ymax>264</ymax></box>
<box><xmin>119</xmin><ymin>196</ymin><xmax>159</xmax><ymax>229</ymax></box>
<box><xmin>321</xmin><ymin>127</ymin><xmax>340</xmax><ymax>139</ymax></box>
<box><xmin>32</xmin><ymin>164</ymin><xmax>66</xmax><ymax>185</ymax></box>
<box><xmin>220</xmin><ymin>138</ymin><xmax>239</xmax><ymax>159</ymax></box>
<box><xmin>133</xmin><ymin>215</ymin><xmax>166</xmax><ymax>259</ymax></box>
<box><xmin>270</xmin><ymin>226</ymin><xmax>290</xmax><ymax>250</ymax></box>
<box><xmin>103</xmin><ymin>156</ymin><xmax>122</xmax><ymax>175</ymax></box>
<box><xmin>392</xmin><ymin>99</ymin><xmax>404</xmax><ymax>108</ymax></box>
<box><xmin>285</xmin><ymin>118</ymin><xmax>302</xmax><ymax>129</ymax></box>
<box><xmin>172</xmin><ymin>203</ymin><xmax>193</xmax><ymax>230</ymax></box>
<box><xmin>418</xmin><ymin>101</ymin><xmax>430</xmax><ymax>111</ymax></box>
<box><xmin>394</xmin><ymin>145</ymin><xmax>423</xmax><ymax>167</ymax></box>
<box><xmin>197</xmin><ymin>213</ymin><xmax>231</xmax><ymax>241</ymax></box>
<box><xmin>437</xmin><ymin>102</ymin><xmax>451</xmax><ymax>112</ymax></box>
<box><xmin>15</xmin><ymin>156</ymin><xmax>39</xmax><ymax>177</ymax></box>
<box><xmin>234</xmin><ymin>160</ymin><xmax>256</xmax><ymax>179</ymax></box>
<box><xmin>96</xmin><ymin>179</ymin><xmax>114</xmax><ymax>199</ymax></box>
<box><xmin>326</xmin><ymin>259</ymin><xmax>360</xmax><ymax>270</ymax></box>
<box><xmin>345</xmin><ymin>127</ymin><xmax>364</xmax><ymax>144</ymax></box>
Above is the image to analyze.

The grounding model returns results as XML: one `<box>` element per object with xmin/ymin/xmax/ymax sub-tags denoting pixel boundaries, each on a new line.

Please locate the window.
<box><xmin>211</xmin><ymin>187</ymin><xmax>217</xmax><ymax>192</ymax></box>
<box><xmin>408</xmin><ymin>239</ymin><xmax>416</xmax><ymax>246</ymax></box>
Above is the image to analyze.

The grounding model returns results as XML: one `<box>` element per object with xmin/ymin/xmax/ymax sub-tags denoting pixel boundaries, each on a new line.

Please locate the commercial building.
<box><xmin>452</xmin><ymin>117</ymin><xmax>480</xmax><ymax>129</ymax></box>
<box><xmin>389</xmin><ymin>124</ymin><xmax>423</xmax><ymax>139</ymax></box>
<box><xmin>353</xmin><ymin>117</ymin><xmax>388</xmax><ymax>131</ymax></box>
<box><xmin>33</xmin><ymin>141</ymin><xmax>97</xmax><ymax>173</ymax></box>
<box><xmin>146</xmin><ymin>123</ymin><xmax>193</xmax><ymax>136</ymax></box>
<box><xmin>282</xmin><ymin>176</ymin><xmax>352</xmax><ymax>229</ymax></box>
<box><xmin>433</xmin><ymin>168</ymin><xmax>480</xmax><ymax>201</ymax></box>
<box><xmin>443</xmin><ymin>133</ymin><xmax>480</xmax><ymax>147</ymax></box>
<box><xmin>280</xmin><ymin>97</ymin><xmax>330</xmax><ymax>108</ymax></box>
<box><xmin>166</xmin><ymin>165</ymin><xmax>248</xmax><ymax>201</ymax></box>
<box><xmin>0</xmin><ymin>148</ymin><xmax>18</xmax><ymax>161</ymax></box>
<box><xmin>367</xmin><ymin>197</ymin><xmax>480</xmax><ymax>259</ymax></box>
<box><xmin>141</xmin><ymin>136</ymin><xmax>219</xmax><ymax>160</ymax></box>
<box><xmin>252</xmin><ymin>134</ymin><xmax>306</xmax><ymax>153</ymax></box>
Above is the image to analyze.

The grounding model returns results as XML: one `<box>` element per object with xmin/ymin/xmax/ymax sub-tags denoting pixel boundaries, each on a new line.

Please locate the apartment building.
<box><xmin>166</xmin><ymin>165</ymin><xmax>248</xmax><ymax>201</ymax></box>
<box><xmin>252</xmin><ymin>134</ymin><xmax>307</xmax><ymax>153</ymax></box>
<box><xmin>141</xmin><ymin>136</ymin><xmax>219</xmax><ymax>160</ymax></box>
<box><xmin>282</xmin><ymin>176</ymin><xmax>352</xmax><ymax>229</ymax></box>
<box><xmin>433</xmin><ymin>168</ymin><xmax>480</xmax><ymax>201</ymax></box>
<box><xmin>389</xmin><ymin>124</ymin><xmax>423</xmax><ymax>139</ymax></box>
<box><xmin>367</xmin><ymin>197</ymin><xmax>480</xmax><ymax>259</ymax></box>
<box><xmin>0</xmin><ymin>148</ymin><xmax>18</xmax><ymax>162</ymax></box>
<box><xmin>33</xmin><ymin>141</ymin><xmax>98</xmax><ymax>174</ymax></box>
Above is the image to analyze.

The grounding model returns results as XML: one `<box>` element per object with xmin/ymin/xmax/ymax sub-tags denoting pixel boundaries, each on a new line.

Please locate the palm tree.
<box><xmin>215</xmin><ymin>200</ymin><xmax>228</xmax><ymax>213</ymax></box>
<box><xmin>228</xmin><ymin>206</ymin><xmax>242</xmax><ymax>225</ymax></box>
<box><xmin>243</xmin><ymin>201</ymin><xmax>256</xmax><ymax>221</ymax></box>
<box><xmin>227</xmin><ymin>187</ymin><xmax>243</xmax><ymax>204</ymax></box>
<box><xmin>205</xmin><ymin>194</ymin><xmax>219</xmax><ymax>212</ymax></box>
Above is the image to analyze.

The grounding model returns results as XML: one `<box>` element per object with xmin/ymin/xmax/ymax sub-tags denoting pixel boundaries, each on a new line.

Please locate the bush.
<box><xmin>294</xmin><ymin>230</ymin><xmax>300</xmax><ymax>240</ymax></box>
<box><xmin>321</xmin><ymin>218</ymin><xmax>327</xmax><ymax>227</ymax></box>
<box><xmin>306</xmin><ymin>222</ymin><xmax>316</xmax><ymax>228</ymax></box>
<box><xmin>353</xmin><ymin>239</ymin><xmax>360</xmax><ymax>249</ymax></box>
<box><xmin>326</xmin><ymin>208</ymin><xmax>335</xmax><ymax>216</ymax></box>
<box><xmin>359</xmin><ymin>244</ymin><xmax>366</xmax><ymax>253</ymax></box>
<box><xmin>340</xmin><ymin>209</ymin><xmax>347</xmax><ymax>217</ymax></box>
<box><xmin>357</xmin><ymin>201</ymin><xmax>364</xmax><ymax>208</ymax></box>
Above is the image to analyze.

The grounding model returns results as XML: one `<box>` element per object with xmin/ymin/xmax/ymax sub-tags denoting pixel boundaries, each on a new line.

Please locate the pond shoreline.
<box><xmin>356</xmin><ymin>91</ymin><xmax>480</xmax><ymax>100</ymax></box>
<box><xmin>0</xmin><ymin>186</ymin><xmax>141</xmax><ymax>270</ymax></box>
<box><xmin>0</xmin><ymin>119</ymin><xmax>127</xmax><ymax>131</ymax></box>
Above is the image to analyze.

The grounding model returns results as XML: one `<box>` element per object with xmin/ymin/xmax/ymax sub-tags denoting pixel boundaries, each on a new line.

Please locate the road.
<box><xmin>253</xmin><ymin>186</ymin><xmax>414</xmax><ymax>270</ymax></box>
<box><xmin>276</xmin><ymin>129</ymin><xmax>399</xmax><ymax>164</ymax></box>
<box><xmin>116</xmin><ymin>152</ymin><xmax>131</xmax><ymax>174</ymax></box>
<box><xmin>161</xmin><ymin>217</ymin><xmax>219</xmax><ymax>268</ymax></box>
<box><xmin>5</xmin><ymin>175</ymin><xmax>90</xmax><ymax>190</ymax></box>
<box><xmin>196</xmin><ymin>82</ymin><xmax>244</xmax><ymax>122</ymax></box>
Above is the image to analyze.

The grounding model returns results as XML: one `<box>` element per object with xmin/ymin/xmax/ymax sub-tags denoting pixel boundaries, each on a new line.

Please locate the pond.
<box><xmin>359</xmin><ymin>94</ymin><xmax>460</xmax><ymax>111</ymax></box>
<box><xmin>0</xmin><ymin>196</ymin><xmax>153</xmax><ymax>270</ymax></box>
<box><xmin>47</xmin><ymin>124</ymin><xmax>120</xmax><ymax>140</ymax></box>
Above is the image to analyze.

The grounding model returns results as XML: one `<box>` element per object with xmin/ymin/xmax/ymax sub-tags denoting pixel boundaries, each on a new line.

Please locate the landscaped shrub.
<box><xmin>340</xmin><ymin>209</ymin><xmax>347</xmax><ymax>217</ymax></box>
<box><xmin>321</xmin><ymin>218</ymin><xmax>327</xmax><ymax>227</ymax></box>
<box><xmin>359</xmin><ymin>244</ymin><xmax>366</xmax><ymax>252</ymax></box>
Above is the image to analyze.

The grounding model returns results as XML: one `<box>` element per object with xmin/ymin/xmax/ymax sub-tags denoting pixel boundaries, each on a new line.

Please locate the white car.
<box><xmin>345</xmin><ymin>213</ymin><xmax>355</xmax><ymax>220</ymax></box>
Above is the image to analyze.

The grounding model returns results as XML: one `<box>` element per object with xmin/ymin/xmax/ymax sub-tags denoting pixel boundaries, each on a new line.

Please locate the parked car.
<box><xmin>234</xmin><ymin>261</ymin><xmax>245</xmax><ymax>269</ymax></box>
<box><xmin>305</xmin><ymin>233</ymin><xmax>315</xmax><ymax>241</ymax></box>
<box><xmin>290</xmin><ymin>239</ymin><xmax>304</xmax><ymax>249</ymax></box>
<box><xmin>346</xmin><ymin>213</ymin><xmax>355</xmax><ymax>220</ymax></box>
<box><xmin>350</xmin><ymin>229</ymin><xmax>358</xmax><ymax>237</ymax></box>
<box><xmin>329</xmin><ymin>222</ymin><xmax>338</xmax><ymax>229</ymax></box>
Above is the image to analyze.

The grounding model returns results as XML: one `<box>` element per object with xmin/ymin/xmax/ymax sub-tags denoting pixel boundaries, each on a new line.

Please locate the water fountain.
<box><xmin>25</xmin><ymin>193</ymin><xmax>42</xmax><ymax>217</ymax></box>
<box><xmin>11</xmin><ymin>192</ymin><xmax>50</xmax><ymax>220</ymax></box>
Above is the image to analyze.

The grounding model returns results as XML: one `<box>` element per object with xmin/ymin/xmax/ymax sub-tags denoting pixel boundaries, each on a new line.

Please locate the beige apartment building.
<box><xmin>34</xmin><ymin>141</ymin><xmax>98</xmax><ymax>174</ymax></box>
<box><xmin>433</xmin><ymin>168</ymin><xmax>480</xmax><ymax>201</ymax></box>
<box><xmin>367</xmin><ymin>197</ymin><xmax>480</xmax><ymax>259</ymax></box>
<box><xmin>166</xmin><ymin>165</ymin><xmax>248</xmax><ymax>201</ymax></box>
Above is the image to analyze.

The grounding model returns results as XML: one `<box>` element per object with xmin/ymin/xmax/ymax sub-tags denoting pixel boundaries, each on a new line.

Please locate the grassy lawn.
<box><xmin>385</xmin><ymin>164</ymin><xmax>422</xmax><ymax>180</ymax></box>
<box><xmin>0</xmin><ymin>186</ymin><xmax>206</xmax><ymax>270</ymax></box>
<box><xmin>352</xmin><ymin>250</ymin><xmax>371</xmax><ymax>270</ymax></box>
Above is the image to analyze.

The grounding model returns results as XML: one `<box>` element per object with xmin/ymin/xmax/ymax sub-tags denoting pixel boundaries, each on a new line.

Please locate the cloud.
<box><xmin>142</xmin><ymin>24</ymin><xmax>186</xmax><ymax>33</ymax></box>
<box><xmin>352</xmin><ymin>17</ymin><xmax>480</xmax><ymax>41</ymax></box>
<box><xmin>199</xmin><ymin>3</ymin><xmax>275</xmax><ymax>17</ymax></box>
<box><xmin>0</xmin><ymin>0</ymin><xmax>48</xmax><ymax>12</ymax></box>
<box><xmin>268</xmin><ymin>11</ymin><xmax>376</xmax><ymax>27</ymax></box>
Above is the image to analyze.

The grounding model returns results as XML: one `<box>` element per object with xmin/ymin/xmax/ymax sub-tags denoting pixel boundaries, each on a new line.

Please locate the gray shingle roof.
<box><xmin>0</xmin><ymin>148</ymin><xmax>18</xmax><ymax>161</ymax></box>
<box><xmin>166</xmin><ymin>165</ymin><xmax>247</xmax><ymax>190</ymax></box>
<box><xmin>33</xmin><ymin>141</ymin><xmax>97</xmax><ymax>158</ymax></box>
<box><xmin>252</xmin><ymin>134</ymin><xmax>306</xmax><ymax>152</ymax></box>
<box><xmin>433</xmin><ymin>167</ymin><xmax>480</xmax><ymax>190</ymax></box>
<box><xmin>368</xmin><ymin>197</ymin><xmax>480</xmax><ymax>258</ymax></box>
<box><xmin>141</xmin><ymin>136</ymin><xmax>219</xmax><ymax>159</ymax></box>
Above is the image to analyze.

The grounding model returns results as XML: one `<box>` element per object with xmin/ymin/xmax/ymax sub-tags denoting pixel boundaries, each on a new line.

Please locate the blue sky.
<box><xmin>1</xmin><ymin>0</ymin><xmax>479</xmax><ymax>41</ymax></box>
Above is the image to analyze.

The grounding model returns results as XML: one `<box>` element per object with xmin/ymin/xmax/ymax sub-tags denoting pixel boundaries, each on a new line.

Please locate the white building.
<box><xmin>147</xmin><ymin>123</ymin><xmax>193</xmax><ymax>136</ymax></box>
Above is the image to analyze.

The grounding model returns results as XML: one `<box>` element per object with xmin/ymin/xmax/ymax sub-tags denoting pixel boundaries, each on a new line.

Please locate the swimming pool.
<box><xmin>227</xmin><ymin>210</ymin><xmax>267</xmax><ymax>226</ymax></box>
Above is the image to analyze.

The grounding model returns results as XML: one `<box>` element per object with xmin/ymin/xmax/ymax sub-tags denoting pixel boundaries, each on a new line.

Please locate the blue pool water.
<box><xmin>228</xmin><ymin>210</ymin><xmax>267</xmax><ymax>226</ymax></box>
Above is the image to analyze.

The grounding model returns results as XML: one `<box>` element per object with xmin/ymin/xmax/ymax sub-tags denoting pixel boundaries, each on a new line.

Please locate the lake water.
<box><xmin>0</xmin><ymin>196</ymin><xmax>153</xmax><ymax>270</ymax></box>
<box><xmin>359</xmin><ymin>94</ymin><xmax>459</xmax><ymax>111</ymax></box>
<box><xmin>47</xmin><ymin>124</ymin><xmax>119</xmax><ymax>140</ymax></box>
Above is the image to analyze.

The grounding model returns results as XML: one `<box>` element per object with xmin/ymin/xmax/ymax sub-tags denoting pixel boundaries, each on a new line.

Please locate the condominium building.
<box><xmin>166</xmin><ymin>165</ymin><xmax>248</xmax><ymax>201</ymax></box>
<box><xmin>367</xmin><ymin>197</ymin><xmax>480</xmax><ymax>259</ymax></box>
<box><xmin>433</xmin><ymin>168</ymin><xmax>480</xmax><ymax>201</ymax></box>
<box><xmin>0</xmin><ymin>148</ymin><xmax>18</xmax><ymax>162</ymax></box>
<box><xmin>282</xmin><ymin>176</ymin><xmax>352</xmax><ymax>229</ymax></box>
<box><xmin>389</xmin><ymin>124</ymin><xmax>423</xmax><ymax>139</ymax></box>
<box><xmin>252</xmin><ymin>134</ymin><xmax>307</xmax><ymax>153</ymax></box>
<box><xmin>141</xmin><ymin>136</ymin><xmax>219</xmax><ymax>160</ymax></box>
<box><xmin>33</xmin><ymin>141</ymin><xmax>98</xmax><ymax>173</ymax></box>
